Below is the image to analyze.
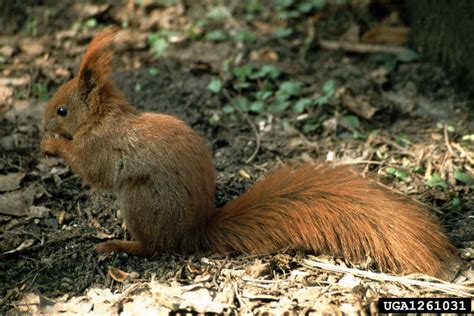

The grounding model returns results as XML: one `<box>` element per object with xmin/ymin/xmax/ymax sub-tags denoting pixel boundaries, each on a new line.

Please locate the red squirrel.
<box><xmin>41</xmin><ymin>27</ymin><xmax>458</xmax><ymax>279</ymax></box>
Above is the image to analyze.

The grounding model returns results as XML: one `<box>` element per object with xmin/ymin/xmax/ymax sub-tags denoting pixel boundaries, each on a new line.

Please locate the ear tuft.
<box><xmin>78</xmin><ymin>26</ymin><xmax>118</xmax><ymax>98</ymax></box>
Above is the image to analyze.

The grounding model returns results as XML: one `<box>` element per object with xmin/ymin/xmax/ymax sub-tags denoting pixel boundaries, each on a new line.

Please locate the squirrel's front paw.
<box><xmin>41</xmin><ymin>135</ymin><xmax>63</xmax><ymax>156</ymax></box>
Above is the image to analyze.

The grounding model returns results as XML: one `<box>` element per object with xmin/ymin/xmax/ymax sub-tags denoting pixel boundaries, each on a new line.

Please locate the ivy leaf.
<box><xmin>454</xmin><ymin>169</ymin><xmax>474</xmax><ymax>185</ymax></box>
<box><xmin>341</xmin><ymin>115</ymin><xmax>360</xmax><ymax>129</ymax></box>
<box><xmin>274</xmin><ymin>27</ymin><xmax>293</xmax><ymax>38</ymax></box>
<box><xmin>207</xmin><ymin>79</ymin><xmax>223</xmax><ymax>93</ymax></box>
<box><xmin>292</xmin><ymin>98</ymin><xmax>312</xmax><ymax>113</ymax></box>
<box><xmin>222</xmin><ymin>105</ymin><xmax>235</xmax><ymax>114</ymax></box>
<box><xmin>254</xmin><ymin>90</ymin><xmax>273</xmax><ymax>101</ymax></box>
<box><xmin>396</xmin><ymin>49</ymin><xmax>419</xmax><ymax>62</ymax></box>
<box><xmin>148</xmin><ymin>68</ymin><xmax>159</xmax><ymax>76</ymax></box>
<box><xmin>250</xmin><ymin>101</ymin><xmax>265</xmax><ymax>113</ymax></box>
<box><xmin>269</xmin><ymin>97</ymin><xmax>290</xmax><ymax>113</ymax></box>
<box><xmin>303</xmin><ymin>121</ymin><xmax>319</xmax><ymax>133</ymax></box>
<box><xmin>233</xmin><ymin>64</ymin><xmax>253</xmax><ymax>82</ymax></box>
<box><xmin>205</xmin><ymin>30</ymin><xmax>228</xmax><ymax>41</ymax></box>
<box><xmin>425</xmin><ymin>174</ymin><xmax>448</xmax><ymax>189</ymax></box>
<box><xmin>322</xmin><ymin>79</ymin><xmax>335</xmax><ymax>96</ymax></box>
<box><xmin>250</xmin><ymin>65</ymin><xmax>281</xmax><ymax>79</ymax></box>
<box><xmin>234</xmin><ymin>97</ymin><xmax>249</xmax><ymax>111</ymax></box>
<box><xmin>277</xmin><ymin>81</ymin><xmax>302</xmax><ymax>100</ymax></box>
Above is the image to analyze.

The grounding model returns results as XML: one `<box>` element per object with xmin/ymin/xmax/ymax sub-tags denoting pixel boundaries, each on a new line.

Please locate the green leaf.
<box><xmin>233</xmin><ymin>64</ymin><xmax>254</xmax><ymax>81</ymax></box>
<box><xmin>222</xmin><ymin>105</ymin><xmax>235</xmax><ymax>114</ymax></box>
<box><xmin>298</xmin><ymin>0</ymin><xmax>325</xmax><ymax>12</ymax></box>
<box><xmin>250</xmin><ymin>101</ymin><xmax>266</xmax><ymax>113</ymax></box>
<box><xmin>396</xmin><ymin>134</ymin><xmax>411</xmax><ymax>147</ymax></box>
<box><xmin>303</xmin><ymin>118</ymin><xmax>319</xmax><ymax>133</ymax></box>
<box><xmin>245</xmin><ymin>0</ymin><xmax>263</xmax><ymax>13</ymax></box>
<box><xmin>205</xmin><ymin>30</ymin><xmax>227</xmax><ymax>41</ymax></box>
<box><xmin>278</xmin><ymin>10</ymin><xmax>301</xmax><ymax>19</ymax></box>
<box><xmin>33</xmin><ymin>83</ymin><xmax>49</xmax><ymax>101</ymax></box>
<box><xmin>207</xmin><ymin>79</ymin><xmax>223</xmax><ymax>93</ymax></box>
<box><xmin>313</xmin><ymin>95</ymin><xmax>329</xmax><ymax>105</ymax></box>
<box><xmin>292</xmin><ymin>98</ymin><xmax>312</xmax><ymax>113</ymax></box>
<box><xmin>386</xmin><ymin>166</ymin><xmax>410</xmax><ymax>181</ymax></box>
<box><xmin>352</xmin><ymin>131</ymin><xmax>368</xmax><ymax>140</ymax></box>
<box><xmin>84</xmin><ymin>18</ymin><xmax>97</xmax><ymax>29</ymax></box>
<box><xmin>454</xmin><ymin>169</ymin><xmax>474</xmax><ymax>185</ymax></box>
<box><xmin>134</xmin><ymin>83</ymin><xmax>142</xmax><ymax>92</ymax></box>
<box><xmin>462</xmin><ymin>134</ymin><xmax>474</xmax><ymax>141</ymax></box>
<box><xmin>322</xmin><ymin>79</ymin><xmax>335</xmax><ymax>96</ymax></box>
<box><xmin>148</xmin><ymin>36</ymin><xmax>168</xmax><ymax>58</ymax></box>
<box><xmin>448</xmin><ymin>197</ymin><xmax>461</xmax><ymax>210</ymax></box>
<box><xmin>396</xmin><ymin>49</ymin><xmax>419</xmax><ymax>62</ymax></box>
<box><xmin>148</xmin><ymin>68</ymin><xmax>159</xmax><ymax>76</ymax></box>
<box><xmin>250</xmin><ymin>65</ymin><xmax>281</xmax><ymax>79</ymax></box>
<box><xmin>233</xmin><ymin>30</ymin><xmax>256</xmax><ymax>42</ymax></box>
<box><xmin>274</xmin><ymin>27</ymin><xmax>293</xmax><ymax>38</ymax></box>
<box><xmin>395</xmin><ymin>170</ymin><xmax>409</xmax><ymax>180</ymax></box>
<box><xmin>425</xmin><ymin>174</ymin><xmax>448</xmax><ymax>189</ymax></box>
<box><xmin>341</xmin><ymin>115</ymin><xmax>360</xmax><ymax>129</ymax></box>
<box><xmin>269</xmin><ymin>98</ymin><xmax>290</xmax><ymax>113</ymax></box>
<box><xmin>254</xmin><ymin>90</ymin><xmax>273</xmax><ymax>101</ymax></box>
<box><xmin>412</xmin><ymin>166</ymin><xmax>424</xmax><ymax>174</ymax></box>
<box><xmin>436</xmin><ymin>122</ymin><xmax>455</xmax><ymax>132</ymax></box>
<box><xmin>276</xmin><ymin>0</ymin><xmax>294</xmax><ymax>9</ymax></box>
<box><xmin>234</xmin><ymin>97</ymin><xmax>249</xmax><ymax>111</ymax></box>
<box><xmin>277</xmin><ymin>81</ymin><xmax>302</xmax><ymax>98</ymax></box>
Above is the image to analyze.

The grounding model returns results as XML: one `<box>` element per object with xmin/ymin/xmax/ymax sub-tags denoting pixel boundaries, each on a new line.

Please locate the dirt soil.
<box><xmin>0</xmin><ymin>1</ymin><xmax>473</xmax><ymax>314</ymax></box>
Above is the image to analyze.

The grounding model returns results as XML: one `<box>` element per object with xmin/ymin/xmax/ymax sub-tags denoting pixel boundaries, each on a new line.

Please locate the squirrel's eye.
<box><xmin>57</xmin><ymin>107</ymin><xmax>68</xmax><ymax>117</ymax></box>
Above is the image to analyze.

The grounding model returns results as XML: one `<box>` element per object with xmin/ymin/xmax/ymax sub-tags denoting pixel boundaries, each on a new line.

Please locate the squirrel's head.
<box><xmin>43</xmin><ymin>26</ymin><xmax>118</xmax><ymax>139</ymax></box>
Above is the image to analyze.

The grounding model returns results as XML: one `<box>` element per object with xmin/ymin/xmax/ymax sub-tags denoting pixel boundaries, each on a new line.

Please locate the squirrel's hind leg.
<box><xmin>96</xmin><ymin>240</ymin><xmax>154</xmax><ymax>257</ymax></box>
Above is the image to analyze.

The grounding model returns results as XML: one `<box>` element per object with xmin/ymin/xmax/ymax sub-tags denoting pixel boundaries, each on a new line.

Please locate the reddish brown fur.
<box><xmin>41</xmin><ymin>28</ymin><xmax>459</xmax><ymax>279</ymax></box>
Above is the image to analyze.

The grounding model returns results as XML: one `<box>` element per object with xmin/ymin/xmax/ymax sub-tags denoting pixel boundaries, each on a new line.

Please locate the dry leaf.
<box><xmin>0</xmin><ymin>172</ymin><xmax>25</xmax><ymax>192</ymax></box>
<box><xmin>0</xmin><ymin>86</ymin><xmax>14</xmax><ymax>113</ymax></box>
<box><xmin>239</xmin><ymin>169</ymin><xmax>251</xmax><ymax>179</ymax></box>
<box><xmin>245</xmin><ymin>259</ymin><xmax>269</xmax><ymax>278</ymax></box>
<box><xmin>0</xmin><ymin>45</ymin><xmax>16</xmax><ymax>58</ymax></box>
<box><xmin>3</xmin><ymin>239</ymin><xmax>35</xmax><ymax>254</ymax></box>
<box><xmin>253</xmin><ymin>21</ymin><xmax>280</xmax><ymax>33</ymax></box>
<box><xmin>28</xmin><ymin>206</ymin><xmax>50</xmax><ymax>219</ymax></box>
<box><xmin>181</xmin><ymin>287</ymin><xmax>225</xmax><ymax>313</ymax></box>
<box><xmin>250</xmin><ymin>48</ymin><xmax>279</xmax><ymax>62</ymax></box>
<box><xmin>337</xmin><ymin>273</ymin><xmax>361</xmax><ymax>288</ymax></box>
<box><xmin>340</xmin><ymin>22</ymin><xmax>360</xmax><ymax>43</ymax></box>
<box><xmin>57</xmin><ymin>210</ymin><xmax>66</xmax><ymax>225</ymax></box>
<box><xmin>340</xmin><ymin>89</ymin><xmax>377</xmax><ymax>120</ymax></box>
<box><xmin>0</xmin><ymin>188</ymin><xmax>35</xmax><ymax>217</ymax></box>
<box><xmin>361</xmin><ymin>25</ymin><xmax>409</xmax><ymax>45</ymax></box>
<box><xmin>73</xmin><ymin>3</ymin><xmax>110</xmax><ymax>17</ymax></box>
<box><xmin>293</xmin><ymin>287</ymin><xmax>321</xmax><ymax>303</ymax></box>
<box><xmin>108</xmin><ymin>266</ymin><xmax>130</xmax><ymax>283</ymax></box>
<box><xmin>95</xmin><ymin>231</ymin><xmax>114</xmax><ymax>240</ymax></box>
<box><xmin>115</xmin><ymin>29</ymin><xmax>148</xmax><ymax>50</ymax></box>
<box><xmin>19</xmin><ymin>38</ymin><xmax>45</xmax><ymax>56</ymax></box>
<box><xmin>0</xmin><ymin>75</ymin><xmax>30</xmax><ymax>87</ymax></box>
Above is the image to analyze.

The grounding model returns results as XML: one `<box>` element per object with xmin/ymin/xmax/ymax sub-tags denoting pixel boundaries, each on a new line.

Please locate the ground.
<box><xmin>0</xmin><ymin>1</ymin><xmax>473</xmax><ymax>314</ymax></box>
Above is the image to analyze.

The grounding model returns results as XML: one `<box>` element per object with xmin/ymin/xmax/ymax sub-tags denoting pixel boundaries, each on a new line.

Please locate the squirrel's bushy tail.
<box><xmin>206</xmin><ymin>162</ymin><xmax>458</xmax><ymax>278</ymax></box>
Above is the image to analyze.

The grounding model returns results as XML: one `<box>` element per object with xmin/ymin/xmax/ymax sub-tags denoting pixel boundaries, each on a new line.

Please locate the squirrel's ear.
<box><xmin>77</xmin><ymin>26</ymin><xmax>118</xmax><ymax>101</ymax></box>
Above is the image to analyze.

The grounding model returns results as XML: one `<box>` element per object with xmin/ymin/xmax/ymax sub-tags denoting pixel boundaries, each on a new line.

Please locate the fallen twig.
<box><xmin>302</xmin><ymin>258</ymin><xmax>473</xmax><ymax>297</ymax></box>
<box><xmin>319</xmin><ymin>39</ymin><xmax>413</xmax><ymax>56</ymax></box>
